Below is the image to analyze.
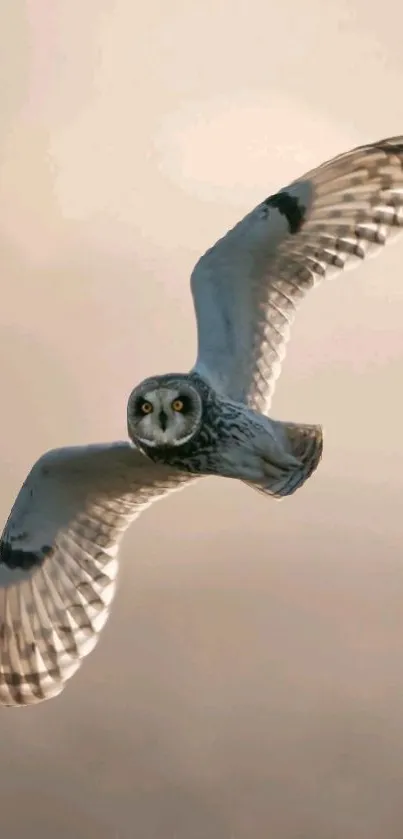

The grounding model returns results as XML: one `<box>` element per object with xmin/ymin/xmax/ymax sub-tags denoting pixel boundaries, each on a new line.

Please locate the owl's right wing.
<box><xmin>0</xmin><ymin>442</ymin><xmax>192</xmax><ymax>706</ymax></box>
<box><xmin>190</xmin><ymin>135</ymin><xmax>403</xmax><ymax>416</ymax></box>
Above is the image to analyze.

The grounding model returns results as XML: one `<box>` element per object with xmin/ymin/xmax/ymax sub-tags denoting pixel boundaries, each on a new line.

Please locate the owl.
<box><xmin>1</xmin><ymin>135</ymin><xmax>403</xmax><ymax>706</ymax></box>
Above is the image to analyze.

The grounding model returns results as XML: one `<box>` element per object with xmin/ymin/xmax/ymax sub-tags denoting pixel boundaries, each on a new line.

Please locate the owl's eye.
<box><xmin>172</xmin><ymin>399</ymin><xmax>184</xmax><ymax>412</ymax></box>
<box><xmin>140</xmin><ymin>401</ymin><xmax>153</xmax><ymax>414</ymax></box>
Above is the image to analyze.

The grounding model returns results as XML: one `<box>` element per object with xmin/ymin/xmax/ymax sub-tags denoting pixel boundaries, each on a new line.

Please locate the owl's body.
<box><xmin>128</xmin><ymin>371</ymin><xmax>322</xmax><ymax>497</ymax></box>
<box><xmin>1</xmin><ymin>135</ymin><xmax>403</xmax><ymax>705</ymax></box>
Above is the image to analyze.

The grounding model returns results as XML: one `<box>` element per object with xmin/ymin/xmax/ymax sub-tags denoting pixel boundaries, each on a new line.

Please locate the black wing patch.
<box><xmin>0</xmin><ymin>541</ymin><xmax>52</xmax><ymax>571</ymax></box>
<box><xmin>263</xmin><ymin>190</ymin><xmax>306</xmax><ymax>234</ymax></box>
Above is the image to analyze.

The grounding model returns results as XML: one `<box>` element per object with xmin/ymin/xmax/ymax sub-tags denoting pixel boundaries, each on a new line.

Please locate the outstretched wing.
<box><xmin>0</xmin><ymin>442</ymin><xmax>192</xmax><ymax>706</ymax></box>
<box><xmin>191</xmin><ymin>135</ymin><xmax>403</xmax><ymax>414</ymax></box>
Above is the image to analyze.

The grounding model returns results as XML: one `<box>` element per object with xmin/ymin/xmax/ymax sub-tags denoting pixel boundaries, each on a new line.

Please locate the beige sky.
<box><xmin>1</xmin><ymin>1</ymin><xmax>403</xmax><ymax>837</ymax></box>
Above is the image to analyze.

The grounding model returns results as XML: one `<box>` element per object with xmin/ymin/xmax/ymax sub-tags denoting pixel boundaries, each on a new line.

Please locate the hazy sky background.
<box><xmin>1</xmin><ymin>1</ymin><xmax>403</xmax><ymax>837</ymax></box>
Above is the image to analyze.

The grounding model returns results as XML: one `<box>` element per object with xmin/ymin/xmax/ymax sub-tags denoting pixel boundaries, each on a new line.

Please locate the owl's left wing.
<box><xmin>191</xmin><ymin>135</ymin><xmax>403</xmax><ymax>415</ymax></box>
<box><xmin>0</xmin><ymin>442</ymin><xmax>192</xmax><ymax>706</ymax></box>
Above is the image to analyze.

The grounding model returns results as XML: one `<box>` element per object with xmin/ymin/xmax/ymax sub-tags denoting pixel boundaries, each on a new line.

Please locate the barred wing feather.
<box><xmin>191</xmin><ymin>136</ymin><xmax>403</xmax><ymax>414</ymax></box>
<box><xmin>0</xmin><ymin>442</ymin><xmax>191</xmax><ymax>706</ymax></box>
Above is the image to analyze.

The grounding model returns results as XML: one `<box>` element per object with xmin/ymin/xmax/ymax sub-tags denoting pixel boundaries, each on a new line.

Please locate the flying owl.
<box><xmin>1</xmin><ymin>135</ymin><xmax>403</xmax><ymax>706</ymax></box>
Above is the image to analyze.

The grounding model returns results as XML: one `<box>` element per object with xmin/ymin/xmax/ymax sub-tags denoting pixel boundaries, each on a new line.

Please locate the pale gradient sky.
<box><xmin>1</xmin><ymin>1</ymin><xmax>403</xmax><ymax>838</ymax></box>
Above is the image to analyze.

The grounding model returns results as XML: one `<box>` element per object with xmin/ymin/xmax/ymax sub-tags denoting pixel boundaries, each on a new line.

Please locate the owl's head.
<box><xmin>127</xmin><ymin>374</ymin><xmax>204</xmax><ymax>451</ymax></box>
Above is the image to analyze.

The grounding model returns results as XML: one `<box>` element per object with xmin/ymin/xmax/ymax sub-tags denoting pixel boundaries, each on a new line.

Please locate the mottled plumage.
<box><xmin>1</xmin><ymin>135</ymin><xmax>403</xmax><ymax>705</ymax></box>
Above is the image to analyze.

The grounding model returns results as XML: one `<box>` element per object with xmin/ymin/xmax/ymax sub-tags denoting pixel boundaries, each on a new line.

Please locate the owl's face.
<box><xmin>127</xmin><ymin>375</ymin><xmax>203</xmax><ymax>451</ymax></box>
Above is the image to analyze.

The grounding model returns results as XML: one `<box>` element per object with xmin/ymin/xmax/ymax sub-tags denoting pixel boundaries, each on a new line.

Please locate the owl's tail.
<box><xmin>244</xmin><ymin>420</ymin><xmax>323</xmax><ymax>499</ymax></box>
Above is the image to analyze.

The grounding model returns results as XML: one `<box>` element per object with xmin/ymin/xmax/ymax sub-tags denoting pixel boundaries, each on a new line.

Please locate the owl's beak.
<box><xmin>158</xmin><ymin>409</ymin><xmax>168</xmax><ymax>431</ymax></box>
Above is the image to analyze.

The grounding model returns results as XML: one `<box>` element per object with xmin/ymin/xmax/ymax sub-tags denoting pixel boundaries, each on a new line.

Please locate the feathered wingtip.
<box><xmin>283</xmin><ymin>420</ymin><xmax>324</xmax><ymax>483</ymax></box>
<box><xmin>245</xmin><ymin>421</ymin><xmax>323</xmax><ymax>499</ymax></box>
<box><xmin>274</xmin><ymin>420</ymin><xmax>323</xmax><ymax>497</ymax></box>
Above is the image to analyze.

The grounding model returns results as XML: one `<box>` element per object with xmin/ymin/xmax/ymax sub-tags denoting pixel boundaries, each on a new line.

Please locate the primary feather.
<box><xmin>0</xmin><ymin>443</ymin><xmax>192</xmax><ymax>705</ymax></box>
<box><xmin>191</xmin><ymin>135</ymin><xmax>403</xmax><ymax>414</ymax></box>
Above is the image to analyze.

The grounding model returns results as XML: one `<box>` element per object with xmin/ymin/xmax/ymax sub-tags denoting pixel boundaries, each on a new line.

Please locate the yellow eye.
<box><xmin>172</xmin><ymin>399</ymin><xmax>184</xmax><ymax>412</ymax></box>
<box><xmin>141</xmin><ymin>401</ymin><xmax>153</xmax><ymax>414</ymax></box>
